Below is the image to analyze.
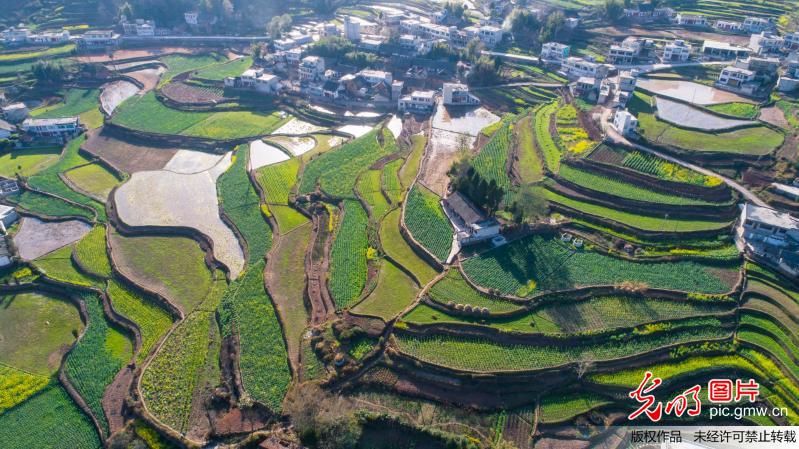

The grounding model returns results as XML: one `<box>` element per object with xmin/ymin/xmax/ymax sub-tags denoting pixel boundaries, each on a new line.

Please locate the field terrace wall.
<box><xmin>545</xmin><ymin>177</ymin><xmax>738</xmax><ymax>220</ymax></box>
<box><xmin>564</xmin><ymin>158</ymin><xmax>733</xmax><ymax>202</ymax></box>
<box><xmin>9</xmin><ymin>179</ymin><xmax>98</xmax><ymax>223</ymax></box>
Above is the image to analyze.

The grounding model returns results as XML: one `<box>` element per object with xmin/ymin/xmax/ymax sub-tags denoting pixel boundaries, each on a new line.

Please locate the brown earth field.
<box><xmin>82</xmin><ymin>127</ymin><xmax>178</xmax><ymax>173</ymax></box>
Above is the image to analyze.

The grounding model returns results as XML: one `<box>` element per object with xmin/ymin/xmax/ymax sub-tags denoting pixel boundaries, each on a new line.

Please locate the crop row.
<box><xmin>394</xmin><ymin>319</ymin><xmax>729</xmax><ymax>372</ymax></box>
<box><xmin>218</xmin><ymin>144</ymin><xmax>273</xmax><ymax>262</ymax></box>
<box><xmin>533</xmin><ymin>102</ymin><xmax>560</xmax><ymax>172</ymax></box>
<box><xmin>381</xmin><ymin>158</ymin><xmax>404</xmax><ymax>204</ymax></box>
<box><xmin>65</xmin><ymin>292</ymin><xmax>131</xmax><ymax>435</ymax></box>
<box><xmin>472</xmin><ymin>121</ymin><xmax>512</xmax><ymax>195</ymax></box>
<box><xmin>218</xmin><ymin>260</ymin><xmax>291</xmax><ymax>411</ymax></box>
<box><xmin>621</xmin><ymin>151</ymin><xmax>722</xmax><ymax>187</ymax></box>
<box><xmin>427</xmin><ymin>270</ymin><xmax>523</xmax><ymax>314</ymax></box>
<box><xmin>0</xmin><ymin>364</ymin><xmax>49</xmax><ymax>414</ymax></box>
<box><xmin>106</xmin><ymin>280</ymin><xmax>173</xmax><ymax>365</ymax></box>
<box><xmin>5</xmin><ymin>189</ymin><xmax>93</xmax><ymax>220</ymax></box>
<box><xmin>357</xmin><ymin>170</ymin><xmax>391</xmax><ymax>219</ymax></box>
<box><xmin>33</xmin><ymin>245</ymin><xmax>99</xmax><ymax>288</ymax></box>
<box><xmin>404</xmin><ymin>185</ymin><xmax>452</xmax><ymax>262</ymax></box>
<box><xmin>299</xmin><ymin>129</ymin><xmax>392</xmax><ymax>199</ymax></box>
<box><xmin>254</xmin><ymin>158</ymin><xmax>300</xmax><ymax>205</ymax></box>
<box><xmin>74</xmin><ymin>226</ymin><xmax>112</xmax><ymax>278</ymax></box>
<box><xmin>0</xmin><ymin>383</ymin><xmax>101</xmax><ymax>449</ymax></box>
<box><xmin>557</xmin><ymin>164</ymin><xmax>721</xmax><ymax>206</ymax></box>
<box><xmin>461</xmin><ymin>234</ymin><xmax>738</xmax><ymax>297</ymax></box>
<box><xmin>329</xmin><ymin>199</ymin><xmax>369</xmax><ymax>309</ymax></box>
<box><xmin>538</xmin><ymin>392</ymin><xmax>611</xmax><ymax>424</ymax></box>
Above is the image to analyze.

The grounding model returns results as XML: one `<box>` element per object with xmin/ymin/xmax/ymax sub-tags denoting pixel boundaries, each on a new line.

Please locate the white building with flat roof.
<box><xmin>541</xmin><ymin>42</ymin><xmax>570</xmax><ymax>63</ymax></box>
<box><xmin>612</xmin><ymin>109</ymin><xmax>638</xmax><ymax>136</ymax></box>
<box><xmin>561</xmin><ymin>57</ymin><xmax>608</xmax><ymax>79</ymax></box>
<box><xmin>21</xmin><ymin>117</ymin><xmax>81</xmax><ymax>138</ymax></box>
<box><xmin>663</xmin><ymin>40</ymin><xmax>692</xmax><ymax>62</ymax></box>
<box><xmin>398</xmin><ymin>90</ymin><xmax>436</xmax><ymax>113</ymax></box>
<box><xmin>442</xmin><ymin>83</ymin><xmax>479</xmax><ymax>106</ymax></box>
<box><xmin>749</xmin><ymin>31</ymin><xmax>783</xmax><ymax>55</ymax></box>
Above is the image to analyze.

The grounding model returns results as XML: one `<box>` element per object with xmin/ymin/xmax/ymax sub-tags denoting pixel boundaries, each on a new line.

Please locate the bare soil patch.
<box><xmin>82</xmin><ymin>127</ymin><xmax>178</xmax><ymax>173</ymax></box>
<box><xmin>760</xmin><ymin>106</ymin><xmax>789</xmax><ymax>129</ymax></box>
<box><xmin>100</xmin><ymin>80</ymin><xmax>140</xmax><ymax>115</ymax></box>
<box><xmin>420</xmin><ymin>128</ymin><xmax>469</xmax><ymax>196</ymax></box>
<box><xmin>637</xmin><ymin>78</ymin><xmax>754</xmax><ymax>105</ymax></box>
<box><xmin>161</xmin><ymin>81</ymin><xmax>224</xmax><ymax>104</ymax></box>
<box><xmin>73</xmin><ymin>47</ymin><xmax>196</xmax><ymax>63</ymax></box>
<box><xmin>14</xmin><ymin>217</ymin><xmax>91</xmax><ymax>260</ymax></box>
<box><xmin>125</xmin><ymin>68</ymin><xmax>165</xmax><ymax>93</ymax></box>
<box><xmin>102</xmin><ymin>364</ymin><xmax>135</xmax><ymax>435</ymax></box>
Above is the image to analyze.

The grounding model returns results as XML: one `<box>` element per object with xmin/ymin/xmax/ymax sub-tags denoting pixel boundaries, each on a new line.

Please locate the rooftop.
<box><xmin>744</xmin><ymin>204</ymin><xmax>799</xmax><ymax>230</ymax></box>
<box><xmin>444</xmin><ymin>191</ymin><xmax>486</xmax><ymax>226</ymax></box>
<box><xmin>22</xmin><ymin>117</ymin><xmax>79</xmax><ymax>126</ymax></box>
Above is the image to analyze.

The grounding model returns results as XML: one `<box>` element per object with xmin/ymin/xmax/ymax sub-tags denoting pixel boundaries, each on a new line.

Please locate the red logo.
<box><xmin>628</xmin><ymin>372</ymin><xmax>760</xmax><ymax>422</ymax></box>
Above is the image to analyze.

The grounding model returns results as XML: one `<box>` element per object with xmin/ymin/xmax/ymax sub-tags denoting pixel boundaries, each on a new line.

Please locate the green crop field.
<box><xmin>5</xmin><ymin>190</ymin><xmax>94</xmax><ymax>220</ymax></box>
<box><xmin>620</xmin><ymin>150</ymin><xmax>722</xmax><ymax>186</ymax></box>
<box><xmin>538</xmin><ymin>392</ymin><xmax>611</xmax><ymax>424</ymax></box>
<box><xmin>112</xmin><ymin>92</ymin><xmax>289</xmax><ymax>139</ymax></box>
<box><xmin>557</xmin><ymin>164</ymin><xmax>724</xmax><ymax>206</ymax></box>
<box><xmin>352</xmin><ymin>259</ymin><xmax>418</xmax><ymax>320</ymax></box>
<box><xmin>358</xmin><ymin>169</ymin><xmax>390</xmax><ymax>219</ymax></box>
<box><xmin>0</xmin><ymin>364</ymin><xmax>49</xmax><ymax>413</ymax></box>
<box><xmin>26</xmin><ymin>136</ymin><xmax>107</xmax><ymax>221</ymax></box>
<box><xmin>543</xmin><ymin>188</ymin><xmax>732</xmax><ymax>232</ymax></box>
<box><xmin>329</xmin><ymin>199</ymin><xmax>369</xmax><ymax>309</ymax></box>
<box><xmin>0</xmin><ymin>147</ymin><xmax>61</xmax><ymax>177</ymax></box>
<box><xmin>33</xmin><ymin>245</ymin><xmax>99</xmax><ymax>288</ymax></box>
<box><xmin>31</xmin><ymin>88</ymin><xmax>99</xmax><ymax>119</ymax></box>
<box><xmin>399</xmin><ymin>135</ymin><xmax>426</xmax><ymax>188</ymax></box>
<box><xmin>140</xmin><ymin>279</ymin><xmax>224</xmax><ymax>433</ymax></box>
<box><xmin>65</xmin><ymin>292</ymin><xmax>132</xmax><ymax>435</ymax></box>
<box><xmin>219</xmin><ymin>260</ymin><xmax>290</xmax><ymax>411</ymax></box>
<box><xmin>63</xmin><ymin>163</ymin><xmax>121</xmax><ymax>201</ymax></box>
<box><xmin>515</xmin><ymin>114</ymin><xmax>544</xmax><ymax>183</ymax></box>
<box><xmin>218</xmin><ymin>145</ymin><xmax>272</xmax><ymax>263</ymax></box>
<box><xmin>534</xmin><ymin>102</ymin><xmax>561</xmax><ymax>172</ymax></box>
<box><xmin>194</xmin><ymin>56</ymin><xmax>252</xmax><ymax>80</ymax></box>
<box><xmin>270</xmin><ymin>205</ymin><xmax>308</xmax><ymax>234</ymax></box>
<box><xmin>254</xmin><ymin>158</ymin><xmax>300</xmax><ymax>205</ymax></box>
<box><xmin>106</xmin><ymin>280</ymin><xmax>173</xmax><ymax>365</ymax></box>
<box><xmin>299</xmin><ymin>129</ymin><xmax>394</xmax><ymax>199</ymax></box>
<box><xmin>404</xmin><ymin>184</ymin><xmax>452</xmax><ymax>262</ymax></box>
<box><xmin>0</xmin><ymin>292</ymin><xmax>82</xmax><ymax>375</ymax></box>
<box><xmin>395</xmin><ymin>320</ymin><xmax>729</xmax><ymax>372</ymax></box>
<box><xmin>461</xmin><ymin>235</ymin><xmax>738</xmax><ymax>296</ymax></box>
<box><xmin>426</xmin><ymin>269</ymin><xmax>524</xmax><ymax>314</ymax></box>
<box><xmin>379</xmin><ymin>208</ymin><xmax>438</xmax><ymax>285</ymax></box>
<box><xmin>404</xmin><ymin>294</ymin><xmax>731</xmax><ymax>335</ymax></box>
<box><xmin>160</xmin><ymin>53</ymin><xmax>227</xmax><ymax>82</ymax></box>
<box><xmin>473</xmin><ymin>121</ymin><xmax>512</xmax><ymax>194</ymax></box>
<box><xmin>0</xmin><ymin>44</ymin><xmax>75</xmax><ymax>63</ymax></box>
<box><xmin>381</xmin><ymin>159</ymin><xmax>404</xmax><ymax>204</ymax></box>
<box><xmin>706</xmin><ymin>102</ymin><xmax>759</xmax><ymax>119</ymax></box>
<box><xmin>73</xmin><ymin>225</ymin><xmax>112</xmax><ymax>278</ymax></box>
<box><xmin>0</xmin><ymin>383</ymin><xmax>101</xmax><ymax>449</ymax></box>
<box><xmin>109</xmin><ymin>233</ymin><xmax>214</xmax><ymax>313</ymax></box>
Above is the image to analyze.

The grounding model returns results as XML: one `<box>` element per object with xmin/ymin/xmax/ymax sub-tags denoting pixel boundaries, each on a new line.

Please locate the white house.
<box><xmin>76</xmin><ymin>30</ymin><xmax>119</xmax><ymax>49</ymax></box>
<box><xmin>398</xmin><ymin>90</ymin><xmax>436</xmax><ymax>113</ymax></box>
<box><xmin>254</xmin><ymin>74</ymin><xmax>282</xmax><ymax>94</ymax></box>
<box><xmin>714</xmin><ymin>20</ymin><xmax>743</xmax><ymax>33</ymax></box>
<box><xmin>675</xmin><ymin>14</ymin><xmax>708</xmax><ymax>27</ymax></box>
<box><xmin>122</xmin><ymin>18</ymin><xmax>156</xmax><ymax>36</ymax></box>
<box><xmin>1</xmin><ymin>27</ymin><xmax>31</xmax><ymax>44</ymax></box>
<box><xmin>298</xmin><ymin>56</ymin><xmax>325</xmax><ymax>81</ymax></box>
<box><xmin>739</xmin><ymin>204</ymin><xmax>799</xmax><ymax>277</ymax></box>
<box><xmin>777</xmin><ymin>57</ymin><xmax>799</xmax><ymax>92</ymax></box>
<box><xmin>718</xmin><ymin>66</ymin><xmax>756</xmax><ymax>87</ymax></box>
<box><xmin>28</xmin><ymin>31</ymin><xmax>70</xmax><ymax>45</ymax></box>
<box><xmin>613</xmin><ymin>109</ymin><xmax>638</xmax><ymax>136</ymax></box>
<box><xmin>0</xmin><ymin>205</ymin><xmax>18</xmax><ymax>235</ymax></box>
<box><xmin>21</xmin><ymin>117</ymin><xmax>81</xmax><ymax>139</ymax></box>
<box><xmin>561</xmin><ymin>57</ymin><xmax>607</xmax><ymax>79</ymax></box>
<box><xmin>184</xmin><ymin>11</ymin><xmax>199</xmax><ymax>26</ymax></box>
<box><xmin>784</xmin><ymin>31</ymin><xmax>799</xmax><ymax>51</ymax></box>
<box><xmin>743</xmin><ymin>17</ymin><xmax>772</xmax><ymax>33</ymax></box>
<box><xmin>442</xmin><ymin>191</ymin><xmax>500</xmax><ymax>246</ymax></box>
<box><xmin>607</xmin><ymin>44</ymin><xmax>637</xmax><ymax>65</ymax></box>
<box><xmin>749</xmin><ymin>31</ymin><xmax>783</xmax><ymax>55</ymax></box>
<box><xmin>358</xmin><ymin>70</ymin><xmax>392</xmax><ymax>85</ymax></box>
<box><xmin>662</xmin><ymin>40</ymin><xmax>692</xmax><ymax>62</ymax></box>
<box><xmin>540</xmin><ymin>42</ymin><xmax>570</xmax><ymax>63</ymax></box>
<box><xmin>442</xmin><ymin>83</ymin><xmax>480</xmax><ymax>106</ymax></box>
<box><xmin>619</xmin><ymin>71</ymin><xmax>637</xmax><ymax>92</ymax></box>
<box><xmin>0</xmin><ymin>119</ymin><xmax>14</xmax><ymax>139</ymax></box>
<box><xmin>465</xmin><ymin>25</ymin><xmax>503</xmax><ymax>48</ymax></box>
<box><xmin>701</xmin><ymin>40</ymin><xmax>752</xmax><ymax>59</ymax></box>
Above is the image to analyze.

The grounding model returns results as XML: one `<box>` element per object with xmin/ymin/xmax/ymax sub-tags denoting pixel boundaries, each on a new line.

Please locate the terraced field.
<box><xmin>404</xmin><ymin>184</ymin><xmax>452</xmax><ymax>262</ymax></box>
<box><xmin>329</xmin><ymin>199</ymin><xmax>369</xmax><ymax>309</ymax></box>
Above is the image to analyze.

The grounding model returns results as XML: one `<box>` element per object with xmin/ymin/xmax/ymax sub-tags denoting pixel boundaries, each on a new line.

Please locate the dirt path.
<box><xmin>102</xmin><ymin>364</ymin><xmax>135</xmax><ymax>435</ymax></box>
<box><xmin>306</xmin><ymin>210</ymin><xmax>336</xmax><ymax>325</ymax></box>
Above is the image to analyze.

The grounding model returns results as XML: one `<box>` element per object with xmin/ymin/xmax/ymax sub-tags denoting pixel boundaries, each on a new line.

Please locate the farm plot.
<box><xmin>556</xmin><ymin>164</ymin><xmax>724</xmax><ymax>206</ymax></box>
<box><xmin>472</xmin><ymin>122</ymin><xmax>512</xmax><ymax>194</ymax></box>
<box><xmin>193</xmin><ymin>56</ymin><xmax>252</xmax><ymax>80</ymax></box>
<box><xmin>140</xmin><ymin>280</ymin><xmax>224</xmax><ymax>434</ymax></box>
<box><xmin>0</xmin><ymin>364</ymin><xmax>49</xmax><ymax>414</ymax></box>
<box><xmin>106</xmin><ymin>280</ymin><xmax>173</xmax><ymax>365</ymax></box>
<box><xmin>299</xmin><ymin>129</ymin><xmax>393</xmax><ymax>199</ymax></box>
<box><xmin>655</xmin><ymin>97</ymin><xmax>756</xmax><ymax>130</ymax></box>
<box><xmin>33</xmin><ymin>245</ymin><xmax>99</xmax><ymax>288</ymax></box>
<box><xmin>64</xmin><ymin>292</ymin><xmax>132</xmax><ymax>435</ymax></box>
<box><xmin>73</xmin><ymin>225</ymin><xmax>112</xmax><ymax>278</ymax></box>
<box><xmin>108</xmin><ymin>232</ymin><xmax>215</xmax><ymax>314</ymax></box>
<box><xmin>538</xmin><ymin>392</ymin><xmax>611</xmax><ymax>424</ymax></box>
<box><xmin>357</xmin><ymin>170</ymin><xmax>391</xmax><ymax>219</ymax></box>
<box><xmin>514</xmin><ymin>114</ymin><xmax>543</xmax><ymax>183</ymax></box>
<box><xmin>249</xmin><ymin>140</ymin><xmax>290</xmax><ymax>170</ymax></box>
<box><xmin>543</xmin><ymin>188</ymin><xmax>733</xmax><ymax>232</ymax></box>
<box><xmin>0</xmin><ymin>146</ymin><xmax>60</xmax><ymax>177</ymax></box>
<box><xmin>265</xmin><ymin>221</ymin><xmax>312</xmax><ymax>366</ymax></box>
<box><xmin>461</xmin><ymin>234</ymin><xmax>739</xmax><ymax>297</ymax></box>
<box><xmin>0</xmin><ymin>44</ymin><xmax>75</xmax><ymax>63</ymax></box>
<box><xmin>0</xmin><ymin>292</ymin><xmax>83</xmax><ymax>375</ymax></box>
<box><xmin>271</xmin><ymin>117</ymin><xmax>326</xmax><ymax>135</ymax></box>
<box><xmin>614</xmin><ymin>147</ymin><xmax>722</xmax><ymax>186</ymax></box>
<box><xmin>26</xmin><ymin>135</ymin><xmax>107</xmax><ymax>221</ymax></box>
<box><xmin>112</xmin><ymin>92</ymin><xmax>289</xmax><ymax>139</ymax></box>
<box><xmin>218</xmin><ymin>260</ymin><xmax>290</xmax><ymax>411</ymax></box>
<box><xmin>405</xmin><ymin>294</ymin><xmax>731</xmax><ymax>335</ymax></box>
<box><xmin>379</xmin><ymin>208</ymin><xmax>438</xmax><ymax>285</ymax></box>
<box><xmin>160</xmin><ymin>53</ymin><xmax>227</xmax><ymax>82</ymax></box>
<box><xmin>63</xmin><ymin>162</ymin><xmax>122</xmax><ymax>200</ymax></box>
<box><xmin>425</xmin><ymin>269</ymin><xmax>525</xmax><ymax>314</ymax></box>
<box><xmin>534</xmin><ymin>102</ymin><xmax>561</xmax><ymax>173</ymax></box>
<box><xmin>81</xmin><ymin>128</ymin><xmax>177</xmax><ymax>173</ymax></box>
<box><xmin>0</xmin><ymin>383</ymin><xmax>102</xmax><ymax>449</ymax></box>
<box><xmin>114</xmin><ymin>153</ymin><xmax>246</xmax><ymax>278</ymax></box>
<box><xmin>13</xmin><ymin>217</ymin><xmax>90</xmax><ymax>260</ymax></box>
<box><xmin>217</xmin><ymin>144</ymin><xmax>272</xmax><ymax>263</ymax></box>
<box><xmin>160</xmin><ymin>81</ymin><xmax>224</xmax><ymax>104</ymax></box>
<box><xmin>352</xmin><ymin>259</ymin><xmax>419</xmax><ymax>320</ymax></box>
<box><xmin>31</xmin><ymin>88</ymin><xmax>99</xmax><ymax>119</ymax></box>
<box><xmin>163</xmin><ymin>149</ymin><xmax>225</xmax><ymax>174</ymax></box>
<box><xmin>394</xmin><ymin>321</ymin><xmax>729</xmax><ymax>373</ymax></box>
<box><xmin>265</xmin><ymin>136</ymin><xmax>316</xmax><ymax>157</ymax></box>
<box><xmin>555</xmin><ymin>104</ymin><xmax>595</xmax><ymax>154</ymax></box>
<box><xmin>636</xmin><ymin>78</ymin><xmax>754</xmax><ymax>105</ymax></box>
<box><xmin>404</xmin><ymin>184</ymin><xmax>453</xmax><ymax>262</ymax></box>
<box><xmin>329</xmin><ymin>199</ymin><xmax>369</xmax><ymax>309</ymax></box>
<box><xmin>100</xmin><ymin>80</ymin><xmax>139</xmax><ymax>115</ymax></box>
<box><xmin>254</xmin><ymin>158</ymin><xmax>300</xmax><ymax>205</ymax></box>
<box><xmin>271</xmin><ymin>205</ymin><xmax>309</xmax><ymax>234</ymax></box>
<box><xmin>420</xmin><ymin>128</ymin><xmax>472</xmax><ymax>196</ymax></box>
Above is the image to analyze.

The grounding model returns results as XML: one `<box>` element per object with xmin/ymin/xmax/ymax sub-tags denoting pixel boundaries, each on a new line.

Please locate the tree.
<box><xmin>31</xmin><ymin>61</ymin><xmax>66</xmax><ymax>83</ymax></box>
<box><xmin>463</xmin><ymin>37</ymin><xmax>484</xmax><ymax>63</ymax></box>
<box><xmin>443</xmin><ymin>1</ymin><xmax>466</xmax><ymax>22</ymax></box>
<box><xmin>118</xmin><ymin>1</ymin><xmax>134</xmax><ymax>20</ymax></box>
<box><xmin>511</xmin><ymin>185</ymin><xmax>549</xmax><ymax>224</ymax></box>
<box><xmin>506</xmin><ymin>8</ymin><xmax>540</xmax><ymax>46</ymax></box>
<box><xmin>539</xmin><ymin>11</ymin><xmax>565</xmax><ymax>43</ymax></box>
<box><xmin>467</xmin><ymin>55</ymin><xmax>500</xmax><ymax>86</ymax></box>
<box><xmin>267</xmin><ymin>13</ymin><xmax>292</xmax><ymax>38</ymax></box>
<box><xmin>603</xmin><ymin>0</ymin><xmax>625</xmax><ymax>23</ymax></box>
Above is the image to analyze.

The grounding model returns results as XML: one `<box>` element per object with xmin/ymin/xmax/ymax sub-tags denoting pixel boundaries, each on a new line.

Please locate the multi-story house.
<box><xmin>749</xmin><ymin>31</ymin><xmax>784</xmax><ymax>55</ymax></box>
<box><xmin>662</xmin><ymin>40</ymin><xmax>692</xmax><ymax>62</ymax></box>
<box><xmin>540</xmin><ymin>42</ymin><xmax>570</xmax><ymax>63</ymax></box>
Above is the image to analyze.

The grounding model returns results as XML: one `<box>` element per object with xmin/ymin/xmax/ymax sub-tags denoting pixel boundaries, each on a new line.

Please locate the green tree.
<box><xmin>464</xmin><ymin>37</ymin><xmax>484</xmax><ymax>62</ymax></box>
<box><xmin>507</xmin><ymin>8</ymin><xmax>541</xmax><ymax>46</ymax></box>
<box><xmin>604</xmin><ymin>0</ymin><xmax>625</xmax><ymax>23</ymax></box>
<box><xmin>539</xmin><ymin>11</ymin><xmax>565</xmax><ymax>42</ymax></box>
<box><xmin>511</xmin><ymin>185</ymin><xmax>549</xmax><ymax>224</ymax></box>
